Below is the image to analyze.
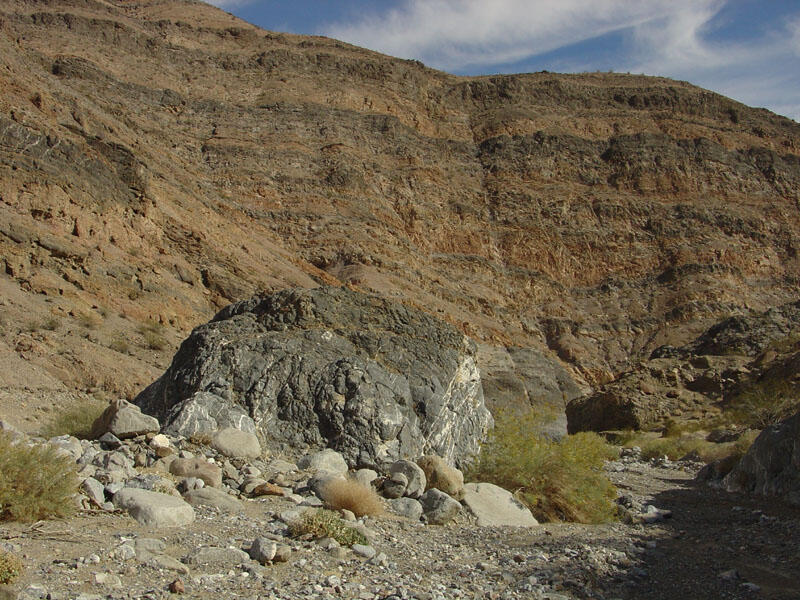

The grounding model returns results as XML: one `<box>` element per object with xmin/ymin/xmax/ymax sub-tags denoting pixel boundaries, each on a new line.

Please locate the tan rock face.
<box><xmin>0</xmin><ymin>0</ymin><xmax>798</xmax><ymax>428</ymax></box>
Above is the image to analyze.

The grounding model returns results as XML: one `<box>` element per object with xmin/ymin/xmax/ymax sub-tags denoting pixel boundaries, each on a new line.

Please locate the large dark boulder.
<box><xmin>722</xmin><ymin>411</ymin><xmax>800</xmax><ymax>505</ymax></box>
<box><xmin>135</xmin><ymin>287</ymin><xmax>492</xmax><ymax>469</ymax></box>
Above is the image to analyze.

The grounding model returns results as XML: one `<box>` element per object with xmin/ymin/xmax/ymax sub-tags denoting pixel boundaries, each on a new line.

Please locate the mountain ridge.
<box><xmin>0</xmin><ymin>0</ymin><xmax>798</xmax><ymax>430</ymax></box>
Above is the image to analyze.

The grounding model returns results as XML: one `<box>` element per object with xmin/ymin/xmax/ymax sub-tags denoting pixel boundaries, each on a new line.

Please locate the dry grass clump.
<box><xmin>320</xmin><ymin>477</ymin><xmax>384</xmax><ymax>517</ymax></box>
<box><xmin>24</xmin><ymin>316</ymin><xmax>61</xmax><ymax>332</ymax></box>
<box><xmin>288</xmin><ymin>509</ymin><xmax>367</xmax><ymax>546</ymax></box>
<box><xmin>109</xmin><ymin>334</ymin><xmax>131</xmax><ymax>355</ymax></box>
<box><xmin>76</xmin><ymin>312</ymin><xmax>100</xmax><ymax>329</ymax></box>
<box><xmin>0</xmin><ymin>432</ymin><xmax>79</xmax><ymax>522</ymax></box>
<box><xmin>466</xmin><ymin>410</ymin><xmax>619</xmax><ymax>524</ymax></box>
<box><xmin>0</xmin><ymin>549</ymin><xmax>23</xmax><ymax>585</ymax></box>
<box><xmin>39</xmin><ymin>397</ymin><xmax>107</xmax><ymax>440</ymax></box>
<box><xmin>137</xmin><ymin>321</ymin><xmax>167</xmax><ymax>350</ymax></box>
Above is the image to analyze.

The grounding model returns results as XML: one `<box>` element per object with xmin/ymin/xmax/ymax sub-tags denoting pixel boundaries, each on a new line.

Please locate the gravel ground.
<box><xmin>2</xmin><ymin>456</ymin><xmax>799</xmax><ymax>600</ymax></box>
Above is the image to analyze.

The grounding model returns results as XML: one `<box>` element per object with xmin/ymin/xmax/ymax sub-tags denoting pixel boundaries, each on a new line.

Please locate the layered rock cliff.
<box><xmin>0</xmin><ymin>0</ymin><xmax>798</xmax><ymax>430</ymax></box>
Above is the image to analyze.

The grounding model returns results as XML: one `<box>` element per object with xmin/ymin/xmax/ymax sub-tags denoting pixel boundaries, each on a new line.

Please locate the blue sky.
<box><xmin>210</xmin><ymin>1</ymin><xmax>800</xmax><ymax>122</ymax></box>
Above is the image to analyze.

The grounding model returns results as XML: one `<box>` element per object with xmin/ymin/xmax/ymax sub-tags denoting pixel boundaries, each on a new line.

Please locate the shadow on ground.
<box><xmin>615</xmin><ymin>475</ymin><xmax>800</xmax><ymax>600</ymax></box>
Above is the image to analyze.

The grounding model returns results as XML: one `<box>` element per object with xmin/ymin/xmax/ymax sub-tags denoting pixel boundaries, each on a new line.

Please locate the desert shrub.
<box><xmin>661</xmin><ymin>418</ymin><xmax>706</xmax><ymax>438</ymax></box>
<box><xmin>24</xmin><ymin>319</ymin><xmax>46</xmax><ymax>333</ymax></box>
<box><xmin>630</xmin><ymin>429</ymin><xmax>759</xmax><ymax>463</ymax></box>
<box><xmin>637</xmin><ymin>437</ymin><xmax>709</xmax><ymax>461</ymax></box>
<box><xmin>466</xmin><ymin>410</ymin><xmax>619</xmax><ymax>524</ymax></box>
<box><xmin>40</xmin><ymin>398</ymin><xmax>107</xmax><ymax>439</ymax></box>
<box><xmin>137</xmin><ymin>321</ymin><xmax>167</xmax><ymax>350</ymax></box>
<box><xmin>320</xmin><ymin>477</ymin><xmax>384</xmax><ymax>517</ymax></box>
<box><xmin>728</xmin><ymin>429</ymin><xmax>759</xmax><ymax>460</ymax></box>
<box><xmin>0</xmin><ymin>549</ymin><xmax>23</xmax><ymax>584</ymax></box>
<box><xmin>76</xmin><ymin>312</ymin><xmax>100</xmax><ymax>329</ymax></box>
<box><xmin>42</xmin><ymin>316</ymin><xmax>61</xmax><ymax>331</ymax></box>
<box><xmin>288</xmin><ymin>509</ymin><xmax>367</xmax><ymax>546</ymax></box>
<box><xmin>727</xmin><ymin>379</ymin><xmax>799</xmax><ymax>429</ymax></box>
<box><xmin>109</xmin><ymin>334</ymin><xmax>130</xmax><ymax>354</ymax></box>
<box><xmin>0</xmin><ymin>432</ymin><xmax>79</xmax><ymax>522</ymax></box>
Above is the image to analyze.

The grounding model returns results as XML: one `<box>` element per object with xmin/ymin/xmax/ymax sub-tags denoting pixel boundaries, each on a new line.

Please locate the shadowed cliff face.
<box><xmin>0</xmin><ymin>0</ymin><xmax>798</xmax><ymax>427</ymax></box>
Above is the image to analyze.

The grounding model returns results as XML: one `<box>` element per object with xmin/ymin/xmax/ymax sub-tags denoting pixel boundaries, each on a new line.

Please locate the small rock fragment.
<box><xmin>249</xmin><ymin>538</ymin><xmax>277</xmax><ymax>564</ymax></box>
<box><xmin>352</xmin><ymin>544</ymin><xmax>376</xmax><ymax>559</ymax></box>
<box><xmin>419</xmin><ymin>488</ymin><xmax>461</xmax><ymax>525</ymax></box>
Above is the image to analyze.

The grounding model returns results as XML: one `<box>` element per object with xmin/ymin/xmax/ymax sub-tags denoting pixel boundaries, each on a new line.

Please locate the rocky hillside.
<box><xmin>567</xmin><ymin>300</ymin><xmax>800</xmax><ymax>433</ymax></box>
<box><xmin>0</xmin><ymin>0</ymin><xmax>799</xmax><ymax>430</ymax></box>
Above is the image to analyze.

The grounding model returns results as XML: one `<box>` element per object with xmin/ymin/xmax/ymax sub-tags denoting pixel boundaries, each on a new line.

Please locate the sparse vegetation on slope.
<box><xmin>727</xmin><ymin>378</ymin><xmax>799</xmax><ymax>429</ymax></box>
<box><xmin>137</xmin><ymin>321</ymin><xmax>168</xmax><ymax>351</ymax></box>
<box><xmin>39</xmin><ymin>397</ymin><xmax>107</xmax><ymax>440</ymax></box>
<box><xmin>630</xmin><ymin>431</ymin><xmax>758</xmax><ymax>463</ymax></box>
<box><xmin>466</xmin><ymin>410</ymin><xmax>619</xmax><ymax>523</ymax></box>
<box><xmin>0</xmin><ymin>433</ymin><xmax>79</xmax><ymax>522</ymax></box>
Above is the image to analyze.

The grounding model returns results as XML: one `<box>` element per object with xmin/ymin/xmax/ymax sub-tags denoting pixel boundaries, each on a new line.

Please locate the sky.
<box><xmin>208</xmin><ymin>0</ymin><xmax>800</xmax><ymax>122</ymax></box>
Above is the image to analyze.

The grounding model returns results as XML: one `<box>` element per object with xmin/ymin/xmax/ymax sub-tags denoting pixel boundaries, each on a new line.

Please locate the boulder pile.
<box><xmin>35</xmin><ymin>399</ymin><xmax>539</xmax><ymax>549</ymax></box>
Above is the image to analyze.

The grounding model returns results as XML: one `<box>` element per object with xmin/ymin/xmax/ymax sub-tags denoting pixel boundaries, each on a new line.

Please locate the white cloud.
<box><xmin>624</xmin><ymin>7</ymin><xmax>800</xmax><ymax>121</ymax></box>
<box><xmin>324</xmin><ymin>1</ymin><xmax>799</xmax><ymax>121</ymax></box>
<box><xmin>324</xmin><ymin>0</ymin><xmax>719</xmax><ymax>72</ymax></box>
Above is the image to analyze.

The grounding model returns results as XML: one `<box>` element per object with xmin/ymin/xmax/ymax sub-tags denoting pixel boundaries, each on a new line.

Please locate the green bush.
<box><xmin>626</xmin><ymin>429</ymin><xmax>759</xmax><ymax>463</ymax></box>
<box><xmin>40</xmin><ymin>398</ymin><xmax>107</xmax><ymax>440</ymax></box>
<box><xmin>0</xmin><ymin>433</ymin><xmax>79</xmax><ymax>522</ymax></box>
<box><xmin>0</xmin><ymin>549</ymin><xmax>23</xmax><ymax>584</ymax></box>
<box><xmin>288</xmin><ymin>509</ymin><xmax>367</xmax><ymax>546</ymax></box>
<box><xmin>466</xmin><ymin>410</ymin><xmax>619</xmax><ymax>523</ymax></box>
<box><xmin>728</xmin><ymin>379</ymin><xmax>799</xmax><ymax>429</ymax></box>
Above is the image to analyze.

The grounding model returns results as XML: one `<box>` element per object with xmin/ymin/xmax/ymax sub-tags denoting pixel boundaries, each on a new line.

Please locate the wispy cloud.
<box><xmin>790</xmin><ymin>17</ymin><xmax>800</xmax><ymax>54</ymax></box>
<box><xmin>206</xmin><ymin>0</ymin><xmax>255</xmax><ymax>9</ymax></box>
<box><xmin>323</xmin><ymin>0</ymin><xmax>800</xmax><ymax>121</ymax></box>
<box><xmin>624</xmin><ymin>6</ymin><xmax>800</xmax><ymax>120</ymax></box>
<box><xmin>324</xmin><ymin>0</ymin><xmax>719</xmax><ymax>72</ymax></box>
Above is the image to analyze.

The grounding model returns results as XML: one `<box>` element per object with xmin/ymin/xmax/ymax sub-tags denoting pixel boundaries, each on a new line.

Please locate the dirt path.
<box><xmin>604</xmin><ymin>462</ymin><xmax>800</xmax><ymax>600</ymax></box>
